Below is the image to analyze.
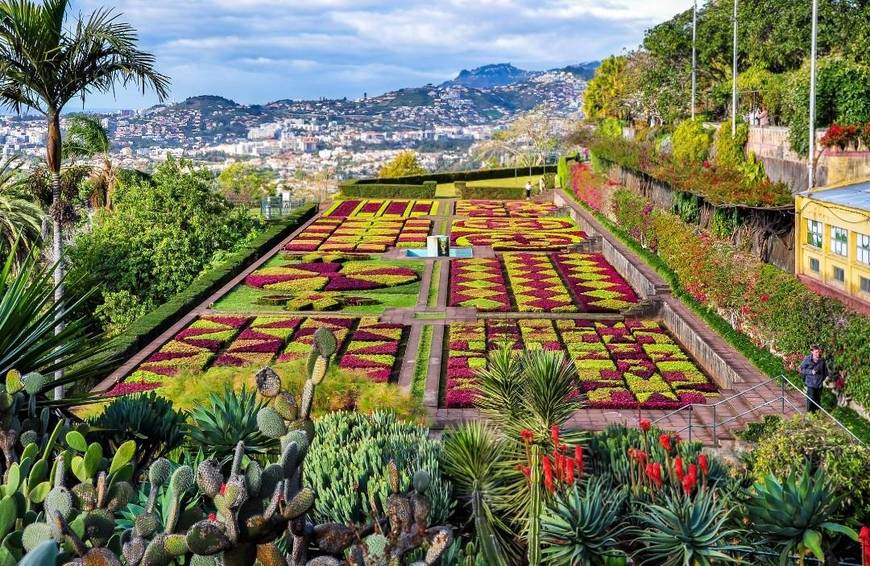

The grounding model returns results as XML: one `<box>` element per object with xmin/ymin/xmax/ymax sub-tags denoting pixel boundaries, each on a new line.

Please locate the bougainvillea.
<box><xmin>245</xmin><ymin>258</ymin><xmax>419</xmax><ymax>294</ymax></box>
<box><xmin>551</xmin><ymin>253</ymin><xmax>639</xmax><ymax>312</ymax></box>
<box><xmin>442</xmin><ymin>318</ymin><xmax>718</xmax><ymax>409</ymax></box>
<box><xmin>322</xmin><ymin>199</ymin><xmax>436</xmax><ymax>219</ymax></box>
<box><xmin>450</xmin><ymin>218</ymin><xmax>585</xmax><ymax>250</ymax></box>
<box><xmin>338</xmin><ymin>317</ymin><xmax>406</xmax><ymax>382</ymax></box>
<box><xmin>502</xmin><ymin>253</ymin><xmax>575</xmax><ymax>312</ymax></box>
<box><xmin>455</xmin><ymin>199</ymin><xmax>558</xmax><ymax>218</ymax></box>
<box><xmin>448</xmin><ymin>258</ymin><xmax>511</xmax><ymax>312</ymax></box>
<box><xmin>285</xmin><ymin>218</ymin><xmax>430</xmax><ymax>252</ymax></box>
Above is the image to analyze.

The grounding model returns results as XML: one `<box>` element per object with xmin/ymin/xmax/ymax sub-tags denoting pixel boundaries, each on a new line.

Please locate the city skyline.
<box><xmin>55</xmin><ymin>0</ymin><xmax>692</xmax><ymax>110</ymax></box>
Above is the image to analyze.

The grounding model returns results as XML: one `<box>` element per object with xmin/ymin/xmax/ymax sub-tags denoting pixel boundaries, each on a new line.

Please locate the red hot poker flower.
<box><xmin>687</xmin><ymin>464</ymin><xmax>698</xmax><ymax>483</ymax></box>
<box><xmin>698</xmin><ymin>454</ymin><xmax>709</xmax><ymax>476</ymax></box>
<box><xmin>682</xmin><ymin>472</ymin><xmax>696</xmax><ymax>495</ymax></box>
<box><xmin>542</xmin><ymin>455</ymin><xmax>554</xmax><ymax>494</ymax></box>
<box><xmin>645</xmin><ymin>462</ymin><xmax>663</xmax><ymax>488</ymax></box>
<box><xmin>564</xmin><ymin>458</ymin><xmax>575</xmax><ymax>485</ymax></box>
<box><xmin>208</xmin><ymin>513</ymin><xmax>217</xmax><ymax>522</ymax></box>
<box><xmin>516</xmin><ymin>463</ymin><xmax>531</xmax><ymax>479</ymax></box>
<box><xmin>520</xmin><ymin>429</ymin><xmax>534</xmax><ymax>443</ymax></box>
<box><xmin>674</xmin><ymin>456</ymin><xmax>685</xmax><ymax>481</ymax></box>
<box><xmin>574</xmin><ymin>445</ymin><xmax>585</xmax><ymax>478</ymax></box>
<box><xmin>550</xmin><ymin>424</ymin><xmax>560</xmax><ymax>446</ymax></box>
<box><xmin>639</xmin><ymin>419</ymin><xmax>651</xmax><ymax>432</ymax></box>
<box><xmin>659</xmin><ymin>434</ymin><xmax>672</xmax><ymax>453</ymax></box>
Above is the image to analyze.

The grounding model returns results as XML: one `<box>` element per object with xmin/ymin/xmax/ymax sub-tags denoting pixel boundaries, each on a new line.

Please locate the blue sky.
<box><xmin>73</xmin><ymin>0</ymin><xmax>691</xmax><ymax>110</ymax></box>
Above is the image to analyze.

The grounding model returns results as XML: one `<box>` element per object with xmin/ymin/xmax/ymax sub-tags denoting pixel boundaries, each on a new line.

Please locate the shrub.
<box><xmin>305</xmin><ymin>411</ymin><xmax>453</xmax><ymax>525</ymax></box>
<box><xmin>746</xmin><ymin>415</ymin><xmax>870</xmax><ymax>525</ymax></box>
<box><xmin>457</xmin><ymin>184</ymin><xmax>525</xmax><ymax>200</ymax></box>
<box><xmin>339</xmin><ymin>180</ymin><xmax>436</xmax><ymax>198</ymax></box>
<box><xmin>599</xmin><ymin>118</ymin><xmax>623</xmax><ymax>139</ymax></box>
<box><xmin>713</xmin><ymin>119</ymin><xmax>749</xmax><ymax>170</ymax></box>
<box><xmin>672</xmin><ymin>119</ymin><xmax>712</xmax><ymax>164</ymax></box>
<box><xmin>187</xmin><ymin>384</ymin><xmax>278</xmax><ymax>460</ymax></box>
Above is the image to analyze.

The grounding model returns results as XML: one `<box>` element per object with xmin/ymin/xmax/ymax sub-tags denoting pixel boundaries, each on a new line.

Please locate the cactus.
<box><xmin>257</xmin><ymin>407</ymin><xmax>288</xmax><ymax>439</ymax></box>
<box><xmin>313</xmin><ymin>327</ymin><xmax>337</xmax><ymax>358</ymax></box>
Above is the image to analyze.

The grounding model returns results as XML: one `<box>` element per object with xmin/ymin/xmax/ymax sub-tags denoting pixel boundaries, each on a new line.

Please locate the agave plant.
<box><xmin>187</xmin><ymin>384</ymin><xmax>278</xmax><ymax>461</ymax></box>
<box><xmin>88</xmin><ymin>392</ymin><xmax>187</xmax><ymax>472</ymax></box>
<box><xmin>747</xmin><ymin>465</ymin><xmax>858</xmax><ymax>565</ymax></box>
<box><xmin>0</xmin><ymin>243</ymin><xmax>113</xmax><ymax>396</ymax></box>
<box><xmin>540</xmin><ymin>476</ymin><xmax>628</xmax><ymax>565</ymax></box>
<box><xmin>631</xmin><ymin>489</ymin><xmax>747</xmax><ymax>566</ymax></box>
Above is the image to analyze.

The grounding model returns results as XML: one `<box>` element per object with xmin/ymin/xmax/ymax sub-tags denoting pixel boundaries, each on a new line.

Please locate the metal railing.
<box><xmin>638</xmin><ymin>376</ymin><xmax>866</xmax><ymax>448</ymax></box>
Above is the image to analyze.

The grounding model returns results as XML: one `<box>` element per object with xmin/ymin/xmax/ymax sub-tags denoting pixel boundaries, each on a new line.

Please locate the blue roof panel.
<box><xmin>799</xmin><ymin>181</ymin><xmax>870</xmax><ymax>211</ymax></box>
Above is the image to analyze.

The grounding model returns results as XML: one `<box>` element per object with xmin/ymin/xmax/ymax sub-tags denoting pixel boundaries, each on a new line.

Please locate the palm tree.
<box><xmin>0</xmin><ymin>156</ymin><xmax>42</xmax><ymax>266</ymax></box>
<box><xmin>63</xmin><ymin>114</ymin><xmax>115</xmax><ymax>209</ymax></box>
<box><xmin>0</xmin><ymin>0</ymin><xmax>169</xmax><ymax>396</ymax></box>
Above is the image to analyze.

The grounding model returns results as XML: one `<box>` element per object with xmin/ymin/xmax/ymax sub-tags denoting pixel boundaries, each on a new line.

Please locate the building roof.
<box><xmin>798</xmin><ymin>179</ymin><xmax>870</xmax><ymax>211</ymax></box>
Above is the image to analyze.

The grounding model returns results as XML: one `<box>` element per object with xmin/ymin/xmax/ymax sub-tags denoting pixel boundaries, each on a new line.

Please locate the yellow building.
<box><xmin>795</xmin><ymin>180</ymin><xmax>870</xmax><ymax>312</ymax></box>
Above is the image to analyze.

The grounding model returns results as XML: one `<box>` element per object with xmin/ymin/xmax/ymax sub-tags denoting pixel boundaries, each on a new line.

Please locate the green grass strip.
<box><xmin>427</xmin><ymin>263</ymin><xmax>442</xmax><ymax>307</ymax></box>
<box><xmin>412</xmin><ymin>325</ymin><xmax>433</xmax><ymax>400</ymax></box>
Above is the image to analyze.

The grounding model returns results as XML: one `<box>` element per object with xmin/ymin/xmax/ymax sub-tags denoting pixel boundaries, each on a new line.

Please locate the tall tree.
<box><xmin>63</xmin><ymin>114</ymin><xmax>115</xmax><ymax>209</ymax></box>
<box><xmin>0</xmin><ymin>0</ymin><xmax>169</xmax><ymax>396</ymax></box>
<box><xmin>378</xmin><ymin>150</ymin><xmax>426</xmax><ymax>178</ymax></box>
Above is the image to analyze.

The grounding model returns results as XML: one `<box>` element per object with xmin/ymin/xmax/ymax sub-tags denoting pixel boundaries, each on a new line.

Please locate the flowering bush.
<box><xmin>448</xmin><ymin>258</ymin><xmax>511</xmax><ymax>312</ymax></box>
<box><xmin>450</xmin><ymin>218</ymin><xmax>586</xmax><ymax>251</ymax></box>
<box><xmin>819</xmin><ymin>123</ymin><xmax>869</xmax><ymax>151</ymax></box>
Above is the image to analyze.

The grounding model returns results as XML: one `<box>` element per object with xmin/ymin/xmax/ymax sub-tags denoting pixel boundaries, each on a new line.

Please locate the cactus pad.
<box><xmin>424</xmin><ymin>527</ymin><xmax>453</xmax><ymax>564</ymax></box>
<box><xmin>107</xmin><ymin>481</ymin><xmax>136</xmax><ymax>512</ymax></box>
<box><xmin>19</xmin><ymin>429</ymin><xmax>38</xmax><ymax>447</ymax></box>
<box><xmin>365</xmin><ymin>533</ymin><xmax>389</xmax><ymax>558</ymax></box>
<box><xmin>313</xmin><ymin>327</ymin><xmax>337</xmax><ymax>357</ymax></box>
<box><xmin>22</xmin><ymin>371</ymin><xmax>47</xmax><ymax>396</ymax></box>
<box><xmin>257</xmin><ymin>407</ymin><xmax>288</xmax><ymax>439</ymax></box>
<box><xmin>170</xmin><ymin>465</ymin><xmax>195</xmax><ymax>494</ymax></box>
<box><xmin>412</xmin><ymin>470</ymin><xmax>431</xmax><ymax>494</ymax></box>
<box><xmin>45</xmin><ymin>487</ymin><xmax>73</xmax><ymax>519</ymax></box>
<box><xmin>186</xmin><ymin>520</ymin><xmax>231</xmax><ymax>555</ymax></box>
<box><xmin>189</xmin><ymin>555</ymin><xmax>220</xmax><ymax>566</ymax></box>
<box><xmin>163</xmin><ymin>533</ymin><xmax>190</xmax><ymax>556</ymax></box>
<box><xmin>83</xmin><ymin>509</ymin><xmax>115</xmax><ymax>544</ymax></box>
<box><xmin>255</xmin><ymin>542</ymin><xmax>286</xmax><ymax>566</ymax></box>
<box><xmin>284</xmin><ymin>487</ymin><xmax>314</xmax><ymax>520</ymax></box>
<box><xmin>311</xmin><ymin>356</ymin><xmax>328</xmax><ymax>385</ymax></box>
<box><xmin>22</xmin><ymin>522</ymin><xmax>53</xmax><ymax>552</ymax></box>
<box><xmin>313</xmin><ymin>523</ymin><xmax>356</xmax><ymax>554</ymax></box>
<box><xmin>72</xmin><ymin>482</ymin><xmax>98</xmax><ymax>511</ymax></box>
<box><xmin>149</xmin><ymin>458</ymin><xmax>172</xmax><ymax>488</ymax></box>
<box><xmin>196</xmin><ymin>459</ymin><xmax>223</xmax><ymax>498</ymax></box>
<box><xmin>79</xmin><ymin>547</ymin><xmax>123</xmax><ymax>566</ymax></box>
<box><xmin>245</xmin><ymin>461</ymin><xmax>263</xmax><ymax>497</ymax></box>
<box><xmin>387</xmin><ymin>461</ymin><xmax>400</xmax><ymax>494</ymax></box>
<box><xmin>255</xmin><ymin>367</ymin><xmax>282</xmax><ymax>398</ymax></box>
<box><xmin>272</xmin><ymin>391</ymin><xmax>298</xmax><ymax>422</ymax></box>
<box><xmin>134</xmin><ymin>512</ymin><xmax>160</xmax><ymax>538</ymax></box>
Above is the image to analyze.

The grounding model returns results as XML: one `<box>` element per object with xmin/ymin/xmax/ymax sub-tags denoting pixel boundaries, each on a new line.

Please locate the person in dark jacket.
<box><xmin>799</xmin><ymin>345</ymin><xmax>828</xmax><ymax>413</ymax></box>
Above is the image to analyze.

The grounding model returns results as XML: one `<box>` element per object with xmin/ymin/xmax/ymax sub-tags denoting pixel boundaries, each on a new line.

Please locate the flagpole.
<box><xmin>808</xmin><ymin>0</ymin><xmax>818</xmax><ymax>189</ymax></box>
<box><xmin>731</xmin><ymin>0</ymin><xmax>738</xmax><ymax>135</ymax></box>
<box><xmin>691</xmin><ymin>0</ymin><xmax>697</xmax><ymax>119</ymax></box>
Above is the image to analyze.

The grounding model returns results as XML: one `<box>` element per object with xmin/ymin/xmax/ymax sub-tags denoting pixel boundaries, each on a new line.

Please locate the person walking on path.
<box><xmin>525</xmin><ymin>180</ymin><xmax>532</xmax><ymax>200</ymax></box>
<box><xmin>799</xmin><ymin>345</ymin><xmax>828</xmax><ymax>413</ymax></box>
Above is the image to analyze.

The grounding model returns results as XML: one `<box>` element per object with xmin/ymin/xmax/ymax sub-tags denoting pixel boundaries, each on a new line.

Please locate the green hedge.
<box><xmin>339</xmin><ymin>180</ymin><xmax>436</xmax><ymax>198</ymax></box>
<box><xmin>100</xmin><ymin>204</ymin><xmax>316</xmax><ymax>376</ymax></box>
<box><xmin>456</xmin><ymin>183</ymin><xmax>526</xmax><ymax>200</ymax></box>
<box><xmin>349</xmin><ymin>164</ymin><xmax>557</xmax><ymax>187</ymax></box>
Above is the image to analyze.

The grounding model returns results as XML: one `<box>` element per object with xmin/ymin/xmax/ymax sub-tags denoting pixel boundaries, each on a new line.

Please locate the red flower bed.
<box><xmin>551</xmin><ymin>253</ymin><xmax>639</xmax><ymax>312</ymax></box>
<box><xmin>450</xmin><ymin>218</ymin><xmax>586</xmax><ymax>251</ymax></box>
<box><xmin>449</xmin><ymin>258</ymin><xmax>511</xmax><ymax>312</ymax></box>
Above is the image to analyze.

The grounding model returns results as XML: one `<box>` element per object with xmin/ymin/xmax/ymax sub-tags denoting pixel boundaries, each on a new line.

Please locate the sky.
<box><xmin>71</xmin><ymin>0</ymin><xmax>693</xmax><ymax>111</ymax></box>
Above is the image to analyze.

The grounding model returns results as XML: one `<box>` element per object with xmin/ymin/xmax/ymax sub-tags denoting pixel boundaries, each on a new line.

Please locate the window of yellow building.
<box><xmin>833</xmin><ymin>266</ymin><xmax>845</xmax><ymax>283</ymax></box>
<box><xmin>831</xmin><ymin>226</ymin><xmax>848</xmax><ymax>256</ymax></box>
<box><xmin>807</xmin><ymin>220</ymin><xmax>823</xmax><ymax>248</ymax></box>
<box><xmin>859</xmin><ymin>233</ymin><xmax>870</xmax><ymax>265</ymax></box>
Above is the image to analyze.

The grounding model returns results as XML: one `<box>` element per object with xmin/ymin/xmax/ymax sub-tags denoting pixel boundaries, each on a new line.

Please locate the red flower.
<box><xmin>208</xmin><ymin>513</ymin><xmax>217</xmax><ymax>522</ymax></box>
<box><xmin>674</xmin><ymin>456</ymin><xmax>685</xmax><ymax>481</ymax></box>
<box><xmin>520</xmin><ymin>429</ymin><xmax>534</xmax><ymax>443</ymax></box>
<box><xmin>574</xmin><ymin>445</ymin><xmax>585</xmax><ymax>478</ymax></box>
<box><xmin>542</xmin><ymin>456</ymin><xmax>554</xmax><ymax>494</ymax></box>
<box><xmin>564</xmin><ymin>458</ymin><xmax>575</xmax><ymax>485</ymax></box>
<box><xmin>859</xmin><ymin>525</ymin><xmax>870</xmax><ymax>564</ymax></box>
<box><xmin>659</xmin><ymin>434</ymin><xmax>672</xmax><ymax>453</ymax></box>
<box><xmin>645</xmin><ymin>462</ymin><xmax>663</xmax><ymax>488</ymax></box>
<box><xmin>759</xmin><ymin>294</ymin><xmax>769</xmax><ymax>303</ymax></box>
<box><xmin>681</xmin><ymin>472</ymin><xmax>697</xmax><ymax>495</ymax></box>
<box><xmin>687</xmin><ymin>464</ymin><xmax>698</xmax><ymax>482</ymax></box>
<box><xmin>628</xmin><ymin>448</ymin><xmax>648</xmax><ymax>465</ymax></box>
<box><xmin>550</xmin><ymin>424</ymin><xmax>560</xmax><ymax>446</ymax></box>
<box><xmin>639</xmin><ymin>418</ymin><xmax>651</xmax><ymax>432</ymax></box>
<box><xmin>516</xmin><ymin>463</ymin><xmax>531</xmax><ymax>478</ymax></box>
<box><xmin>219</xmin><ymin>483</ymin><xmax>227</xmax><ymax>496</ymax></box>
<box><xmin>698</xmin><ymin>454</ymin><xmax>709</xmax><ymax>476</ymax></box>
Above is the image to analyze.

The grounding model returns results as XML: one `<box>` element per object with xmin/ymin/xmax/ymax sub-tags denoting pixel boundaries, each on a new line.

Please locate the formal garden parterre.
<box><xmin>450</xmin><ymin>217</ymin><xmax>586</xmax><ymax>250</ymax></box>
<box><xmin>454</xmin><ymin>199</ymin><xmax>559</xmax><ymax>217</ymax></box>
<box><xmin>285</xmin><ymin>217</ymin><xmax>431</xmax><ymax>252</ymax></box>
<box><xmin>322</xmin><ymin>198</ymin><xmax>437</xmax><ymax>218</ymax></box>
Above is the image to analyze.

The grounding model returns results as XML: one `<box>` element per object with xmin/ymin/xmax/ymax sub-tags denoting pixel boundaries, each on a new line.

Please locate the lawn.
<box><xmin>435</xmin><ymin>174</ymin><xmax>545</xmax><ymax>198</ymax></box>
<box><xmin>212</xmin><ymin>255</ymin><xmax>424</xmax><ymax>314</ymax></box>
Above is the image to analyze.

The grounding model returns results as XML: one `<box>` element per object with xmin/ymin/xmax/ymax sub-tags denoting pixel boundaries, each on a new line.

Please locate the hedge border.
<box><xmin>456</xmin><ymin>183</ymin><xmax>526</xmax><ymax>200</ymax></box>
<box><xmin>100</xmin><ymin>204</ymin><xmax>316</xmax><ymax>371</ymax></box>
<box><xmin>344</xmin><ymin>164</ymin><xmax>557</xmax><ymax>188</ymax></box>
<box><xmin>339</xmin><ymin>181</ymin><xmax>436</xmax><ymax>198</ymax></box>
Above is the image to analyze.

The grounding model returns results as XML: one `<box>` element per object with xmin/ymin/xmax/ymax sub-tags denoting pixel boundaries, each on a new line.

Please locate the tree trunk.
<box><xmin>47</xmin><ymin>112</ymin><xmax>65</xmax><ymax>400</ymax></box>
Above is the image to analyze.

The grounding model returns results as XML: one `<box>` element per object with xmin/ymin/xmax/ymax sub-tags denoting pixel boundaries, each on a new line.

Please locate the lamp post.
<box><xmin>808</xmin><ymin>0</ymin><xmax>819</xmax><ymax>189</ymax></box>
<box><xmin>731</xmin><ymin>0</ymin><xmax>738</xmax><ymax>135</ymax></box>
<box><xmin>691</xmin><ymin>0</ymin><xmax>698</xmax><ymax>119</ymax></box>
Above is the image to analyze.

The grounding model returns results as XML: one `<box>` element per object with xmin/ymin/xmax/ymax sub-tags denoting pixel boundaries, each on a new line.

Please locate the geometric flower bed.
<box><xmin>322</xmin><ymin>199</ymin><xmax>436</xmax><ymax>219</ymax></box>
<box><xmin>442</xmin><ymin>318</ymin><xmax>718</xmax><ymax>409</ymax></box>
<box><xmin>214</xmin><ymin>316</ymin><xmax>302</xmax><ymax>367</ymax></box>
<box><xmin>450</xmin><ymin>218</ymin><xmax>586</xmax><ymax>250</ymax></box>
<box><xmin>114</xmin><ymin>316</ymin><xmax>410</xmax><ymax>395</ymax></box>
<box><xmin>245</xmin><ymin>258</ymin><xmax>419</xmax><ymax>293</ymax></box>
<box><xmin>338</xmin><ymin>317</ymin><xmax>407</xmax><ymax>382</ymax></box>
<box><xmin>108</xmin><ymin>315</ymin><xmax>249</xmax><ymax>396</ymax></box>
<box><xmin>502</xmin><ymin>253</ymin><xmax>575</xmax><ymax>312</ymax></box>
<box><xmin>285</xmin><ymin>218</ymin><xmax>431</xmax><ymax>252</ymax></box>
<box><xmin>455</xmin><ymin>199</ymin><xmax>558</xmax><ymax>217</ymax></box>
<box><xmin>552</xmin><ymin>253</ymin><xmax>639</xmax><ymax>312</ymax></box>
<box><xmin>448</xmin><ymin>258</ymin><xmax>511</xmax><ymax>312</ymax></box>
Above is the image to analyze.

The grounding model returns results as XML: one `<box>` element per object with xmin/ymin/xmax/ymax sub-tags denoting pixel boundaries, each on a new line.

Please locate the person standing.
<box><xmin>525</xmin><ymin>180</ymin><xmax>532</xmax><ymax>200</ymax></box>
<box><xmin>799</xmin><ymin>345</ymin><xmax>828</xmax><ymax>413</ymax></box>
